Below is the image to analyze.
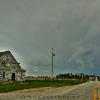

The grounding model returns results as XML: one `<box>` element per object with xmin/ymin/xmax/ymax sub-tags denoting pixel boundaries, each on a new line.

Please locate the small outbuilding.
<box><xmin>0</xmin><ymin>51</ymin><xmax>25</xmax><ymax>82</ymax></box>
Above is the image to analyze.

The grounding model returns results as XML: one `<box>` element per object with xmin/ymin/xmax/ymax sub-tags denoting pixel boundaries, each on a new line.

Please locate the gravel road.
<box><xmin>0</xmin><ymin>86</ymin><xmax>74</xmax><ymax>100</ymax></box>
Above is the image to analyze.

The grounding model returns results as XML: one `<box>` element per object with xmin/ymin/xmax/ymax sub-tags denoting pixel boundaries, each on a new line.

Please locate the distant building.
<box><xmin>0</xmin><ymin>51</ymin><xmax>25</xmax><ymax>82</ymax></box>
<box><xmin>89</xmin><ymin>76</ymin><xmax>95</xmax><ymax>81</ymax></box>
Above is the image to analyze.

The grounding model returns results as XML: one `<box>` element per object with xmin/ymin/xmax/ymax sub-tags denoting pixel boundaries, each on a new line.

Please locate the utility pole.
<box><xmin>51</xmin><ymin>48</ymin><xmax>55</xmax><ymax>81</ymax></box>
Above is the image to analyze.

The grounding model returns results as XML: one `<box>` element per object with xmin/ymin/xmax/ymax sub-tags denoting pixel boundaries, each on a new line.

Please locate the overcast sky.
<box><xmin>0</xmin><ymin>0</ymin><xmax>100</xmax><ymax>76</ymax></box>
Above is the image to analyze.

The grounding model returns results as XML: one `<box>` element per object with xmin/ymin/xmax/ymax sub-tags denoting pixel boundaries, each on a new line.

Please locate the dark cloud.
<box><xmin>0</xmin><ymin>0</ymin><xmax>100</xmax><ymax>75</ymax></box>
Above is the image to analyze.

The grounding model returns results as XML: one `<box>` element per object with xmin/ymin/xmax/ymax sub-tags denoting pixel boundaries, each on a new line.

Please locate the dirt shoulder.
<box><xmin>0</xmin><ymin>86</ymin><xmax>74</xmax><ymax>97</ymax></box>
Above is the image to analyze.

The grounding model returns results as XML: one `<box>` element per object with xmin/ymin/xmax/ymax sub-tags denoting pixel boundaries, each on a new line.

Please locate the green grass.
<box><xmin>0</xmin><ymin>80</ymin><xmax>85</xmax><ymax>93</ymax></box>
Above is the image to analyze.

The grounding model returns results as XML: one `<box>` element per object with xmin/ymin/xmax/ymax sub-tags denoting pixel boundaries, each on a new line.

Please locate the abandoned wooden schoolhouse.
<box><xmin>0</xmin><ymin>51</ymin><xmax>25</xmax><ymax>82</ymax></box>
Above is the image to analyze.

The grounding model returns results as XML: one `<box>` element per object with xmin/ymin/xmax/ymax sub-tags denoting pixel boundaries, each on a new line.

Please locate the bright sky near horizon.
<box><xmin>0</xmin><ymin>0</ymin><xmax>100</xmax><ymax>76</ymax></box>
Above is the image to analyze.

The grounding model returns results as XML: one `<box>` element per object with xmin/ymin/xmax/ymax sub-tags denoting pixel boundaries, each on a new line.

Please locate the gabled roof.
<box><xmin>0</xmin><ymin>51</ymin><xmax>10</xmax><ymax>57</ymax></box>
<box><xmin>0</xmin><ymin>51</ymin><xmax>25</xmax><ymax>72</ymax></box>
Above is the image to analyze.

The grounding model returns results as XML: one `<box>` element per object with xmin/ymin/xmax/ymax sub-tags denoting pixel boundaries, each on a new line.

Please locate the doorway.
<box><xmin>3</xmin><ymin>72</ymin><xmax>5</xmax><ymax>79</ymax></box>
<box><xmin>11</xmin><ymin>73</ymin><xmax>15</xmax><ymax>81</ymax></box>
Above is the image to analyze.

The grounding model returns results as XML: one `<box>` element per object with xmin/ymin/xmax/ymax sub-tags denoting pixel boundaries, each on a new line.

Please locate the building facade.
<box><xmin>0</xmin><ymin>51</ymin><xmax>25</xmax><ymax>82</ymax></box>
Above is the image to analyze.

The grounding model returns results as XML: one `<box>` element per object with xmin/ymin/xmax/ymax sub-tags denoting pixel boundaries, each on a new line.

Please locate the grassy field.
<box><xmin>0</xmin><ymin>80</ymin><xmax>85</xmax><ymax>93</ymax></box>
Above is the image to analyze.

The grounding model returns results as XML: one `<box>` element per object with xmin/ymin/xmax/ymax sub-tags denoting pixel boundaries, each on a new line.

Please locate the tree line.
<box><xmin>56</xmin><ymin>73</ymin><xmax>96</xmax><ymax>81</ymax></box>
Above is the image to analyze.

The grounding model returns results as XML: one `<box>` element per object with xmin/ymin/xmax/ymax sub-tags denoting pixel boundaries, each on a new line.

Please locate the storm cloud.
<box><xmin>0</xmin><ymin>0</ymin><xmax>100</xmax><ymax>76</ymax></box>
